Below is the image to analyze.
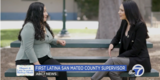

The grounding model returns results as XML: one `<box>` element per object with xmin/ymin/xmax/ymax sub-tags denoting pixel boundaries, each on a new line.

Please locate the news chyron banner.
<box><xmin>16</xmin><ymin>65</ymin><xmax>127</xmax><ymax>77</ymax></box>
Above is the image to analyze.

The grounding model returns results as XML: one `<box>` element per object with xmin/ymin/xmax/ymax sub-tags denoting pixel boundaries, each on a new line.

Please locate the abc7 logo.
<box><xmin>129</xmin><ymin>64</ymin><xmax>145</xmax><ymax>77</ymax></box>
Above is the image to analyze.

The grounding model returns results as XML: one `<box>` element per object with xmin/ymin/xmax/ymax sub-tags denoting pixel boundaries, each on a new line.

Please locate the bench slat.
<box><xmin>53</xmin><ymin>57</ymin><xmax>109</xmax><ymax>63</ymax></box>
<box><xmin>8</xmin><ymin>39</ymin><xmax>156</xmax><ymax>78</ymax></box>
<box><xmin>5</xmin><ymin>69</ymin><xmax>159</xmax><ymax>77</ymax></box>
<box><xmin>10</xmin><ymin>39</ymin><xmax>153</xmax><ymax>48</ymax></box>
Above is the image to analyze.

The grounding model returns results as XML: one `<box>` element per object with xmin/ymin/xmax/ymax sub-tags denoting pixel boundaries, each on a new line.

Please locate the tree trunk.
<box><xmin>133</xmin><ymin>0</ymin><xmax>151</xmax><ymax>22</ymax></box>
<box><xmin>96</xmin><ymin>0</ymin><xmax>122</xmax><ymax>39</ymax></box>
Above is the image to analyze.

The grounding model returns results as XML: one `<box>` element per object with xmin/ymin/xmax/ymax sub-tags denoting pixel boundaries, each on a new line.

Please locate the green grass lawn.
<box><xmin>1</xmin><ymin>29</ymin><xmax>97</xmax><ymax>47</ymax></box>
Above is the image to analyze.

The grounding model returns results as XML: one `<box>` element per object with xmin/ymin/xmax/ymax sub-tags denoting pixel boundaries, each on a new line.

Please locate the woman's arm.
<box><xmin>21</xmin><ymin>23</ymin><xmax>40</xmax><ymax>64</ymax></box>
<box><xmin>118</xmin><ymin>23</ymin><xmax>147</xmax><ymax>57</ymax></box>
<box><xmin>50</xmin><ymin>39</ymin><xmax>58</xmax><ymax>45</ymax></box>
<box><xmin>108</xmin><ymin>21</ymin><xmax>124</xmax><ymax>57</ymax></box>
<box><xmin>50</xmin><ymin>39</ymin><xmax>66</xmax><ymax>46</ymax></box>
<box><xmin>110</xmin><ymin>21</ymin><xmax>123</xmax><ymax>48</ymax></box>
<box><xmin>110</xmin><ymin>27</ymin><xmax>121</xmax><ymax>48</ymax></box>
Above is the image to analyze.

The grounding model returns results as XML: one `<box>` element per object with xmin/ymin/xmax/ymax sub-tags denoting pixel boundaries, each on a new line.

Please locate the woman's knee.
<box><xmin>106</xmin><ymin>57</ymin><xmax>118</xmax><ymax>63</ymax></box>
<box><xmin>107</xmin><ymin>57</ymin><xmax>114</xmax><ymax>62</ymax></box>
<box><xmin>104</xmin><ymin>57</ymin><xmax>115</xmax><ymax>65</ymax></box>
<box><xmin>111</xmin><ymin>57</ymin><xmax>120</xmax><ymax>64</ymax></box>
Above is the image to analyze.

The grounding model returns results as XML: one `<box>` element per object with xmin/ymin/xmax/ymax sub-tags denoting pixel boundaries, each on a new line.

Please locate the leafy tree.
<box><xmin>152</xmin><ymin>0</ymin><xmax>160</xmax><ymax>12</ymax></box>
<box><xmin>74</xmin><ymin>0</ymin><xmax>99</xmax><ymax>20</ymax></box>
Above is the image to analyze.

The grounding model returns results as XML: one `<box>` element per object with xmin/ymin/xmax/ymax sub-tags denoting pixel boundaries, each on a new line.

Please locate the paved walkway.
<box><xmin>1</xmin><ymin>21</ymin><xmax>160</xmax><ymax>33</ymax></box>
<box><xmin>1</xmin><ymin>21</ymin><xmax>98</xmax><ymax>29</ymax></box>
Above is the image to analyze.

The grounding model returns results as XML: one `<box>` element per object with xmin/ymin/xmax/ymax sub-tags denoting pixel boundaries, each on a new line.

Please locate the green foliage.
<box><xmin>74</xmin><ymin>0</ymin><xmax>160</xmax><ymax>19</ymax></box>
<box><xmin>74</xmin><ymin>0</ymin><xmax>99</xmax><ymax>20</ymax></box>
<box><xmin>152</xmin><ymin>0</ymin><xmax>160</xmax><ymax>12</ymax></box>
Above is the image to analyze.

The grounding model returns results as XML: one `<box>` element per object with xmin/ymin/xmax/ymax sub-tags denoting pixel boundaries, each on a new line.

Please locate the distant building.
<box><xmin>1</xmin><ymin>0</ymin><xmax>78</xmax><ymax>20</ymax></box>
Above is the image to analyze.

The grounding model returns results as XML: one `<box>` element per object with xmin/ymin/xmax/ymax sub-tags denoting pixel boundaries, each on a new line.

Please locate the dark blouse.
<box><xmin>123</xmin><ymin>34</ymin><xmax>130</xmax><ymax>51</ymax></box>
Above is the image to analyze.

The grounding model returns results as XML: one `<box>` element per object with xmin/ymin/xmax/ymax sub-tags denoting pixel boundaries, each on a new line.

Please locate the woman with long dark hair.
<box><xmin>15</xmin><ymin>2</ymin><xmax>68</xmax><ymax>80</ymax></box>
<box><xmin>91</xmin><ymin>0</ymin><xmax>151</xmax><ymax>80</ymax></box>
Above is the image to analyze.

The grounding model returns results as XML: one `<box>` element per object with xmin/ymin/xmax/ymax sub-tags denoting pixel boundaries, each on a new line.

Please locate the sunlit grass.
<box><xmin>1</xmin><ymin>29</ymin><xmax>97</xmax><ymax>47</ymax></box>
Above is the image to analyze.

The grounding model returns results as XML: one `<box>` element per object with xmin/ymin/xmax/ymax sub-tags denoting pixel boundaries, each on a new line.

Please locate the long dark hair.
<box><xmin>123</xmin><ymin>0</ymin><xmax>149</xmax><ymax>38</ymax></box>
<box><xmin>18</xmin><ymin>2</ymin><xmax>54</xmax><ymax>41</ymax></box>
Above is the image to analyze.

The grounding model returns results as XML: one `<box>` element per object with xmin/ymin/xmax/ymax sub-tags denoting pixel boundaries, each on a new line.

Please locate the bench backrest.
<box><xmin>10</xmin><ymin>39</ymin><xmax>153</xmax><ymax>48</ymax></box>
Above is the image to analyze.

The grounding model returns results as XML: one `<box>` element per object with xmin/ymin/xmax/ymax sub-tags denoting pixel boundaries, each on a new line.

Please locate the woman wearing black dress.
<box><xmin>91</xmin><ymin>0</ymin><xmax>151</xmax><ymax>80</ymax></box>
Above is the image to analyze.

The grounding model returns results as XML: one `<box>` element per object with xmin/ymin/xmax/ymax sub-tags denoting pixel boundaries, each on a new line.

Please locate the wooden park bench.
<box><xmin>5</xmin><ymin>39</ymin><xmax>159</xmax><ymax>79</ymax></box>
